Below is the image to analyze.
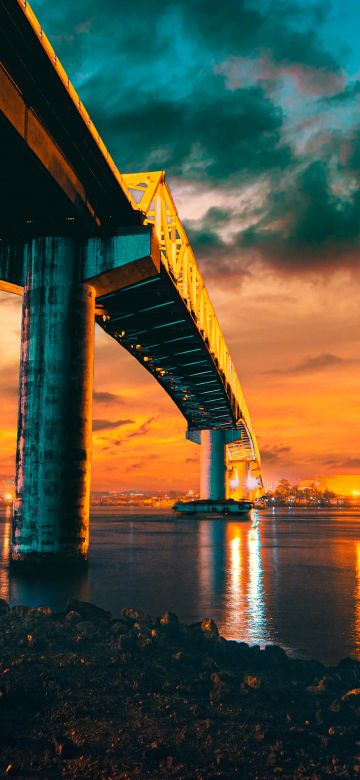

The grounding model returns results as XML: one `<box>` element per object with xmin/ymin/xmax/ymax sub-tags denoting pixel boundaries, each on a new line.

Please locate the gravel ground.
<box><xmin>0</xmin><ymin>598</ymin><xmax>359</xmax><ymax>779</ymax></box>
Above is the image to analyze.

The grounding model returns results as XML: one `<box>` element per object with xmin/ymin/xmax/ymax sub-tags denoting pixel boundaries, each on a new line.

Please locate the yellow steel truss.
<box><xmin>123</xmin><ymin>172</ymin><xmax>261</xmax><ymax>470</ymax></box>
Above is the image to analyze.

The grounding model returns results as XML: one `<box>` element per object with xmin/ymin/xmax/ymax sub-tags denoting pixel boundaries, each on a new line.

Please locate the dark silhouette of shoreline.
<box><xmin>0</xmin><ymin>597</ymin><xmax>359</xmax><ymax>778</ymax></box>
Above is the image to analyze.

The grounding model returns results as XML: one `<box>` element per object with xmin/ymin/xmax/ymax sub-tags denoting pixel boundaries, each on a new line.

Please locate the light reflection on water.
<box><xmin>247</xmin><ymin>519</ymin><xmax>269</xmax><ymax>644</ymax></box>
<box><xmin>0</xmin><ymin>506</ymin><xmax>11</xmax><ymax>603</ymax></box>
<box><xmin>0</xmin><ymin>506</ymin><xmax>360</xmax><ymax>664</ymax></box>
<box><xmin>354</xmin><ymin>542</ymin><xmax>360</xmax><ymax>655</ymax></box>
<box><xmin>222</xmin><ymin>517</ymin><xmax>270</xmax><ymax>646</ymax></box>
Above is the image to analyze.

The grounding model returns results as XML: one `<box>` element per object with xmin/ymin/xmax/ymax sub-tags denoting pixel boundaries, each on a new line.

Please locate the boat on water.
<box><xmin>172</xmin><ymin>498</ymin><xmax>253</xmax><ymax>516</ymax></box>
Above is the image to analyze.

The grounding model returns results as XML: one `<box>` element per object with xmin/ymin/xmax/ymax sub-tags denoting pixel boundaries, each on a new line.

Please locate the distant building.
<box><xmin>318</xmin><ymin>475</ymin><xmax>360</xmax><ymax>497</ymax></box>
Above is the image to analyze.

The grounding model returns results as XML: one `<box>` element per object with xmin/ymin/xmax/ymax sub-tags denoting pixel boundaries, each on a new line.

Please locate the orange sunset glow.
<box><xmin>1</xmin><ymin>262</ymin><xmax>359</xmax><ymax>493</ymax></box>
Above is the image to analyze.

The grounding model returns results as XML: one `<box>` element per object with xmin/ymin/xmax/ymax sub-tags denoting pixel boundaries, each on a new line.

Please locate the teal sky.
<box><xmin>28</xmin><ymin>0</ymin><xmax>360</xmax><ymax>279</ymax></box>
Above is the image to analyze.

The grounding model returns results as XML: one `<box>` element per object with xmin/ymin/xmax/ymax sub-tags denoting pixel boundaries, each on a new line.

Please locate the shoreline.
<box><xmin>0</xmin><ymin>598</ymin><xmax>359</xmax><ymax>778</ymax></box>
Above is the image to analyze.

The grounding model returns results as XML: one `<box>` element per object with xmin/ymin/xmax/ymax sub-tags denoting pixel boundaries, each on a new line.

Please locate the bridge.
<box><xmin>0</xmin><ymin>0</ymin><xmax>263</xmax><ymax>565</ymax></box>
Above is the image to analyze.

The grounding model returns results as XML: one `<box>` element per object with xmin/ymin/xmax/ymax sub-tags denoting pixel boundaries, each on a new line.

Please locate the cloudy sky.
<box><xmin>1</xmin><ymin>0</ymin><xmax>360</xmax><ymax>491</ymax></box>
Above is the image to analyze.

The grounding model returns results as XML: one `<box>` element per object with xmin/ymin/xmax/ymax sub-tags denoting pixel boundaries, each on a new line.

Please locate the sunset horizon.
<box><xmin>1</xmin><ymin>267</ymin><xmax>359</xmax><ymax>494</ymax></box>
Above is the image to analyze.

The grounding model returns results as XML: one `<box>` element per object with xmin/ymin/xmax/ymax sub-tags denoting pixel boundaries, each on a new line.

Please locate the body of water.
<box><xmin>1</xmin><ymin>505</ymin><xmax>359</xmax><ymax>665</ymax></box>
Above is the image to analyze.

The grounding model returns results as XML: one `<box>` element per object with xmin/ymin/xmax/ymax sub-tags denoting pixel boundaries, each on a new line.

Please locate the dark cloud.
<box><xmin>185</xmin><ymin>217</ymin><xmax>251</xmax><ymax>283</ymax></box>
<box><xmin>82</xmin><ymin>80</ymin><xmax>291</xmax><ymax>183</ymax></box>
<box><xmin>322</xmin><ymin>80</ymin><xmax>360</xmax><ymax>105</ymax></box>
<box><xmin>126</xmin><ymin>416</ymin><xmax>158</xmax><ymax>439</ymax></box>
<box><xmin>344</xmin><ymin>129</ymin><xmax>360</xmax><ymax>176</ymax></box>
<box><xmin>185</xmin><ymin>206</ymin><xmax>239</xmax><ymax>255</ymax></box>
<box><xmin>92</xmin><ymin>418</ymin><xmax>134</xmax><ymax>431</ymax></box>
<box><xmin>237</xmin><ymin>161</ymin><xmax>360</xmax><ymax>269</ymax></box>
<box><xmin>322</xmin><ymin>456</ymin><xmax>360</xmax><ymax>469</ymax></box>
<box><xmin>100</xmin><ymin>437</ymin><xmax>123</xmax><ymax>449</ymax></box>
<box><xmin>30</xmin><ymin>0</ymin><xmax>357</xmax><ymax>275</ymax></box>
<box><xmin>261</xmin><ymin>444</ymin><xmax>292</xmax><ymax>464</ymax></box>
<box><xmin>267</xmin><ymin>353</ymin><xmax>344</xmax><ymax>375</ymax></box>
<box><xmin>341</xmin><ymin>458</ymin><xmax>360</xmax><ymax>469</ymax></box>
<box><xmin>186</xmin><ymin>225</ymin><xmax>227</xmax><ymax>254</ymax></box>
<box><xmin>34</xmin><ymin>0</ymin><xmax>340</xmax><ymax>77</ymax></box>
<box><xmin>30</xmin><ymin>0</ymin><xmax>339</xmax><ymax>187</ymax></box>
<box><xmin>189</xmin><ymin>157</ymin><xmax>360</xmax><ymax>278</ymax></box>
<box><xmin>188</xmin><ymin>0</ymin><xmax>339</xmax><ymax>71</ymax></box>
<box><xmin>93</xmin><ymin>390</ymin><xmax>124</xmax><ymax>404</ymax></box>
<box><xmin>203</xmin><ymin>207</ymin><xmax>231</xmax><ymax>226</ymax></box>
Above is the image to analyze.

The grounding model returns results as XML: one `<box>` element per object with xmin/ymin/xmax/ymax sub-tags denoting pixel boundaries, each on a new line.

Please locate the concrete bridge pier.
<box><xmin>200</xmin><ymin>430</ymin><xmax>226</xmax><ymax>500</ymax></box>
<box><xmin>12</xmin><ymin>237</ymin><xmax>95</xmax><ymax>567</ymax></box>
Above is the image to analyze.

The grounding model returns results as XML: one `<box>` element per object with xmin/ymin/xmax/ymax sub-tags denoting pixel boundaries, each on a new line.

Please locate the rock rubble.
<box><xmin>0</xmin><ymin>598</ymin><xmax>359</xmax><ymax>778</ymax></box>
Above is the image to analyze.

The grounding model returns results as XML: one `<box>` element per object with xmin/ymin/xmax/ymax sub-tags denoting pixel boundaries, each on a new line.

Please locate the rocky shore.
<box><xmin>0</xmin><ymin>598</ymin><xmax>359</xmax><ymax>778</ymax></box>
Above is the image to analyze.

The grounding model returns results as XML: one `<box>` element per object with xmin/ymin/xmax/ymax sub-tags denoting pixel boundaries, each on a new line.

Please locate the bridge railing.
<box><xmin>16</xmin><ymin>0</ymin><xmax>137</xmax><ymax>219</ymax></box>
<box><xmin>122</xmin><ymin>171</ymin><xmax>261</xmax><ymax>467</ymax></box>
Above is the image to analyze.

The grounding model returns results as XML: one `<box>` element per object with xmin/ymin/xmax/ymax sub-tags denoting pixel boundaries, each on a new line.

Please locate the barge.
<box><xmin>173</xmin><ymin>499</ymin><xmax>253</xmax><ymax>516</ymax></box>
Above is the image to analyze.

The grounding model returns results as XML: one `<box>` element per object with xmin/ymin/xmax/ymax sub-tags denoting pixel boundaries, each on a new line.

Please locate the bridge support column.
<box><xmin>12</xmin><ymin>237</ymin><xmax>95</xmax><ymax>567</ymax></box>
<box><xmin>200</xmin><ymin>430</ymin><xmax>226</xmax><ymax>500</ymax></box>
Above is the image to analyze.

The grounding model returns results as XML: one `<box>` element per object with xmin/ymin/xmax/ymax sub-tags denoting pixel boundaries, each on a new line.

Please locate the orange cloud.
<box><xmin>1</xmin><ymin>262</ymin><xmax>359</xmax><ymax>494</ymax></box>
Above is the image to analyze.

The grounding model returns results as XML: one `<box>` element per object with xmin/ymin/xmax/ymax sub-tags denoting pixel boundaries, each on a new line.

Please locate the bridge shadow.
<box><xmin>0</xmin><ymin>508</ymin><xmax>89</xmax><ymax>611</ymax></box>
<box><xmin>8</xmin><ymin>564</ymin><xmax>89</xmax><ymax>613</ymax></box>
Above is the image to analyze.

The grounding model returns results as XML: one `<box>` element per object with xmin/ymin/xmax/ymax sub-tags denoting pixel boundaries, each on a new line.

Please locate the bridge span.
<box><xmin>0</xmin><ymin>0</ymin><xmax>263</xmax><ymax>566</ymax></box>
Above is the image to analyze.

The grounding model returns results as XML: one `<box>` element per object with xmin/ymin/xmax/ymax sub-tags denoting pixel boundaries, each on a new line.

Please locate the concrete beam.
<box><xmin>83</xmin><ymin>227</ymin><xmax>161</xmax><ymax>296</ymax></box>
<box><xmin>0</xmin><ymin>227</ymin><xmax>161</xmax><ymax>298</ymax></box>
<box><xmin>0</xmin><ymin>64</ymin><xmax>96</xmax><ymax>226</ymax></box>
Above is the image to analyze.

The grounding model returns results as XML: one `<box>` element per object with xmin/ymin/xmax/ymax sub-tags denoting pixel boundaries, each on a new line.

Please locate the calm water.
<box><xmin>1</xmin><ymin>505</ymin><xmax>360</xmax><ymax>665</ymax></box>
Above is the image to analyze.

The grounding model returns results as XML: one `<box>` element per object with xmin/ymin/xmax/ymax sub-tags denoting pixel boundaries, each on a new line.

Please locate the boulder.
<box><xmin>159</xmin><ymin>611</ymin><xmax>179</xmax><ymax>626</ymax></box>
<box><xmin>66</xmin><ymin>600</ymin><xmax>111</xmax><ymax>624</ymax></box>
<box><xmin>200</xmin><ymin>618</ymin><xmax>219</xmax><ymax>639</ymax></box>
<box><xmin>122</xmin><ymin>607</ymin><xmax>150</xmax><ymax>625</ymax></box>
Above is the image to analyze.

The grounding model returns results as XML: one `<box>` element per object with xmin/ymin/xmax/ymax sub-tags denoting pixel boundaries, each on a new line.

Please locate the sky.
<box><xmin>1</xmin><ymin>0</ymin><xmax>360</xmax><ymax>492</ymax></box>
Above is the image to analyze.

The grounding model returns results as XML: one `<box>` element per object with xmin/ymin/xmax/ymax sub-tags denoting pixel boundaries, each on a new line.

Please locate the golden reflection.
<box><xmin>223</xmin><ymin>514</ymin><xmax>270</xmax><ymax>645</ymax></box>
<box><xmin>229</xmin><ymin>531</ymin><xmax>242</xmax><ymax>609</ymax></box>
<box><xmin>198</xmin><ymin>522</ymin><xmax>215</xmax><ymax>602</ymax></box>
<box><xmin>230</xmin><ymin>535</ymin><xmax>241</xmax><ymax>585</ymax></box>
<box><xmin>0</xmin><ymin>508</ymin><xmax>11</xmax><ymax>602</ymax></box>
<box><xmin>3</xmin><ymin>506</ymin><xmax>11</xmax><ymax>560</ymax></box>
<box><xmin>354</xmin><ymin>542</ymin><xmax>360</xmax><ymax>652</ymax></box>
<box><xmin>247</xmin><ymin>518</ymin><xmax>267</xmax><ymax>640</ymax></box>
<box><xmin>222</xmin><ymin>522</ymin><xmax>246</xmax><ymax>636</ymax></box>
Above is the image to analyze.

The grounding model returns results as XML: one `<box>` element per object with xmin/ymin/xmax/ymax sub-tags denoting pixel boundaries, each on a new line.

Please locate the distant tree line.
<box><xmin>265</xmin><ymin>479</ymin><xmax>356</xmax><ymax>506</ymax></box>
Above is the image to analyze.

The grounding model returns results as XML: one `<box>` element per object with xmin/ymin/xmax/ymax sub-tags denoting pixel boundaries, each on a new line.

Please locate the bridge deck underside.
<box><xmin>0</xmin><ymin>0</ymin><xmax>139</xmax><ymax>239</ymax></box>
<box><xmin>97</xmin><ymin>271</ymin><xmax>239</xmax><ymax>430</ymax></box>
<box><xmin>0</xmin><ymin>110</ymin><xmax>82</xmax><ymax>239</ymax></box>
